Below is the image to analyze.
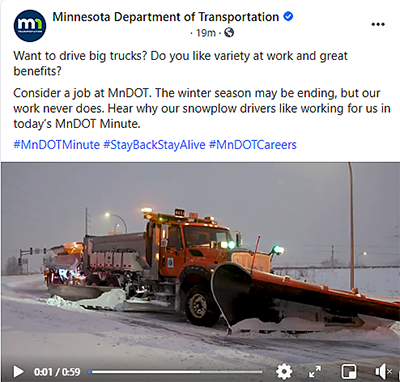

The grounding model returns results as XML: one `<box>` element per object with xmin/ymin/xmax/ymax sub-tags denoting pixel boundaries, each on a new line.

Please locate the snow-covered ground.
<box><xmin>1</xmin><ymin>273</ymin><xmax>399</xmax><ymax>382</ymax></box>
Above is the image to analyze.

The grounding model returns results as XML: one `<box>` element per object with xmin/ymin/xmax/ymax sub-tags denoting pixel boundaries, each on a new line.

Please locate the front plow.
<box><xmin>48</xmin><ymin>284</ymin><xmax>114</xmax><ymax>302</ymax></box>
<box><xmin>211</xmin><ymin>262</ymin><xmax>400</xmax><ymax>331</ymax></box>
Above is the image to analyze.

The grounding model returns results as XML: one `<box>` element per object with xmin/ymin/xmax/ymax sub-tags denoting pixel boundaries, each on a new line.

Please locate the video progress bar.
<box><xmin>89</xmin><ymin>370</ymin><xmax>263</xmax><ymax>374</ymax></box>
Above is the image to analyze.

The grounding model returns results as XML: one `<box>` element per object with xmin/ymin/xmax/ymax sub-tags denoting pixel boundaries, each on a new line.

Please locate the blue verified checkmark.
<box><xmin>283</xmin><ymin>11</ymin><xmax>293</xmax><ymax>21</ymax></box>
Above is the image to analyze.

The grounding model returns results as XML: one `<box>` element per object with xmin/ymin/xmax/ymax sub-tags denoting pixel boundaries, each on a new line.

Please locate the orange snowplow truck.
<box><xmin>44</xmin><ymin>208</ymin><xmax>271</xmax><ymax>325</ymax></box>
<box><xmin>48</xmin><ymin>208</ymin><xmax>399</xmax><ymax>329</ymax></box>
<box><xmin>78</xmin><ymin>208</ymin><xmax>266</xmax><ymax>326</ymax></box>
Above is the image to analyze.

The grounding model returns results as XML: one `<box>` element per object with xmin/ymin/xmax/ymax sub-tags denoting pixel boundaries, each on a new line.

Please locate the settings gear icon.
<box><xmin>276</xmin><ymin>363</ymin><xmax>293</xmax><ymax>380</ymax></box>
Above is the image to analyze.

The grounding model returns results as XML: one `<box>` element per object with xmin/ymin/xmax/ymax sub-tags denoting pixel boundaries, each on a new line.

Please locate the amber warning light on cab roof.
<box><xmin>141</xmin><ymin>208</ymin><xmax>218</xmax><ymax>225</ymax></box>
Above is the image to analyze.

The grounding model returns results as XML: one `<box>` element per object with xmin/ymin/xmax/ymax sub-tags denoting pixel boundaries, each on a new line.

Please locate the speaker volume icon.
<box><xmin>375</xmin><ymin>363</ymin><xmax>392</xmax><ymax>380</ymax></box>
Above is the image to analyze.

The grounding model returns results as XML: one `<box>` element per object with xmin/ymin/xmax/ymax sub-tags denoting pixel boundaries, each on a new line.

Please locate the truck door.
<box><xmin>159</xmin><ymin>224</ymin><xmax>185</xmax><ymax>277</ymax></box>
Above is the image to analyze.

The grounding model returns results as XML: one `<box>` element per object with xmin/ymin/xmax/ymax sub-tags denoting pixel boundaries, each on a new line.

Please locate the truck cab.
<box><xmin>143</xmin><ymin>208</ymin><xmax>245</xmax><ymax>326</ymax></box>
<box><xmin>143</xmin><ymin>209</ymin><xmax>240</xmax><ymax>275</ymax></box>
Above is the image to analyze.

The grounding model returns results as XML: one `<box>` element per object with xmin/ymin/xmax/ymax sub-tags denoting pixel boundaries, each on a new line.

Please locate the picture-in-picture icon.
<box><xmin>341</xmin><ymin>364</ymin><xmax>357</xmax><ymax>380</ymax></box>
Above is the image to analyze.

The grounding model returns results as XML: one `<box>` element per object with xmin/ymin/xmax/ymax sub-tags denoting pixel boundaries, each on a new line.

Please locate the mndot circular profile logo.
<box><xmin>14</xmin><ymin>10</ymin><xmax>46</xmax><ymax>42</ymax></box>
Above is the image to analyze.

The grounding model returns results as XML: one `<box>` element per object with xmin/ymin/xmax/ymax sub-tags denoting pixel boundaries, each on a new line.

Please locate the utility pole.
<box><xmin>19</xmin><ymin>249</ymin><xmax>23</xmax><ymax>275</ymax></box>
<box><xmin>331</xmin><ymin>245</ymin><xmax>334</xmax><ymax>268</ymax></box>
<box><xmin>348</xmin><ymin>162</ymin><xmax>355</xmax><ymax>290</ymax></box>
<box><xmin>85</xmin><ymin>207</ymin><xmax>91</xmax><ymax>236</ymax></box>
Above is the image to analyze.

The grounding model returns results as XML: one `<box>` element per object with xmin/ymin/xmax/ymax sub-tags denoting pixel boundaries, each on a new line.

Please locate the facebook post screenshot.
<box><xmin>1</xmin><ymin>1</ymin><xmax>399</xmax><ymax>381</ymax></box>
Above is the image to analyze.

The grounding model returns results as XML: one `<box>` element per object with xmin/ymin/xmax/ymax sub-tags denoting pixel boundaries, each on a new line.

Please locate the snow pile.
<box><xmin>299</xmin><ymin>326</ymin><xmax>400</xmax><ymax>342</ymax></box>
<box><xmin>46</xmin><ymin>295</ymin><xmax>84</xmax><ymax>311</ymax></box>
<box><xmin>390</xmin><ymin>321</ymin><xmax>400</xmax><ymax>335</ymax></box>
<box><xmin>127</xmin><ymin>296</ymin><xmax>151</xmax><ymax>303</ymax></box>
<box><xmin>232</xmin><ymin>318</ymin><xmax>325</xmax><ymax>333</ymax></box>
<box><xmin>78</xmin><ymin>289</ymin><xmax>126</xmax><ymax>310</ymax></box>
<box><xmin>232</xmin><ymin>318</ymin><xmax>400</xmax><ymax>342</ymax></box>
<box><xmin>46</xmin><ymin>289</ymin><xmax>126</xmax><ymax>311</ymax></box>
<box><xmin>45</xmin><ymin>289</ymin><xmax>172</xmax><ymax>312</ymax></box>
<box><xmin>150</xmin><ymin>299</ymin><xmax>171</xmax><ymax>307</ymax></box>
<box><xmin>127</xmin><ymin>296</ymin><xmax>170</xmax><ymax>307</ymax></box>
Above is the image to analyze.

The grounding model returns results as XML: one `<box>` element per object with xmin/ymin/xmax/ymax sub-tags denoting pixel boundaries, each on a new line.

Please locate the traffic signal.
<box><xmin>18</xmin><ymin>258</ymin><xmax>22</xmax><ymax>266</ymax></box>
<box><xmin>30</xmin><ymin>247</ymin><xmax>33</xmax><ymax>255</ymax></box>
<box><xmin>44</xmin><ymin>248</ymin><xmax>47</xmax><ymax>254</ymax></box>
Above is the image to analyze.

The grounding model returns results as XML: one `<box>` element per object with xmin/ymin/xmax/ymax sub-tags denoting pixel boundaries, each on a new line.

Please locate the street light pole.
<box><xmin>105</xmin><ymin>212</ymin><xmax>127</xmax><ymax>234</ymax></box>
<box><xmin>85</xmin><ymin>207</ymin><xmax>90</xmax><ymax>236</ymax></box>
<box><xmin>348</xmin><ymin>162</ymin><xmax>355</xmax><ymax>290</ymax></box>
<box><xmin>113</xmin><ymin>223</ymin><xmax>120</xmax><ymax>232</ymax></box>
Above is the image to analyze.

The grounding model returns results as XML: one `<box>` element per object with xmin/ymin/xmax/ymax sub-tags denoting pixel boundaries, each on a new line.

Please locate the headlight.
<box><xmin>220</xmin><ymin>241</ymin><xmax>228</xmax><ymax>249</ymax></box>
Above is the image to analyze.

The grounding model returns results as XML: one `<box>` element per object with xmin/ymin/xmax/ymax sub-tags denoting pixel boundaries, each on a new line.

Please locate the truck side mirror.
<box><xmin>236</xmin><ymin>232</ymin><xmax>242</xmax><ymax>248</ymax></box>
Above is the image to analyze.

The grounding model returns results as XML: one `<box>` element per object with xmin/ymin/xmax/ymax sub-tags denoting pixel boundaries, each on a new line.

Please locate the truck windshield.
<box><xmin>183</xmin><ymin>226</ymin><xmax>234</xmax><ymax>248</ymax></box>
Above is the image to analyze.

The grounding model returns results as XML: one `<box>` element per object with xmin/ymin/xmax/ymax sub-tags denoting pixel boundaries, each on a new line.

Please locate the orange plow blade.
<box><xmin>211</xmin><ymin>263</ymin><xmax>400</xmax><ymax>330</ymax></box>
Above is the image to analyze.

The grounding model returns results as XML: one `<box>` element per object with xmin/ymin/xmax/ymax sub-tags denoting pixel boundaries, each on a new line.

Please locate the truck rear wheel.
<box><xmin>86</xmin><ymin>275</ymin><xmax>100</xmax><ymax>286</ymax></box>
<box><xmin>185</xmin><ymin>286</ymin><xmax>220</xmax><ymax>327</ymax></box>
<box><xmin>105</xmin><ymin>275</ymin><xmax>119</xmax><ymax>287</ymax></box>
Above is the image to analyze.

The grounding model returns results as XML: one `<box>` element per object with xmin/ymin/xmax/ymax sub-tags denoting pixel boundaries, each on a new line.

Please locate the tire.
<box><xmin>86</xmin><ymin>275</ymin><xmax>100</xmax><ymax>286</ymax></box>
<box><xmin>105</xmin><ymin>275</ymin><xmax>119</xmax><ymax>287</ymax></box>
<box><xmin>185</xmin><ymin>285</ymin><xmax>220</xmax><ymax>327</ymax></box>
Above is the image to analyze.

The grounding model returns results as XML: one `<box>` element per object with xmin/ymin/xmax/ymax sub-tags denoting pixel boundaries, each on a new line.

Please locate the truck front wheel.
<box><xmin>185</xmin><ymin>286</ymin><xmax>220</xmax><ymax>327</ymax></box>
